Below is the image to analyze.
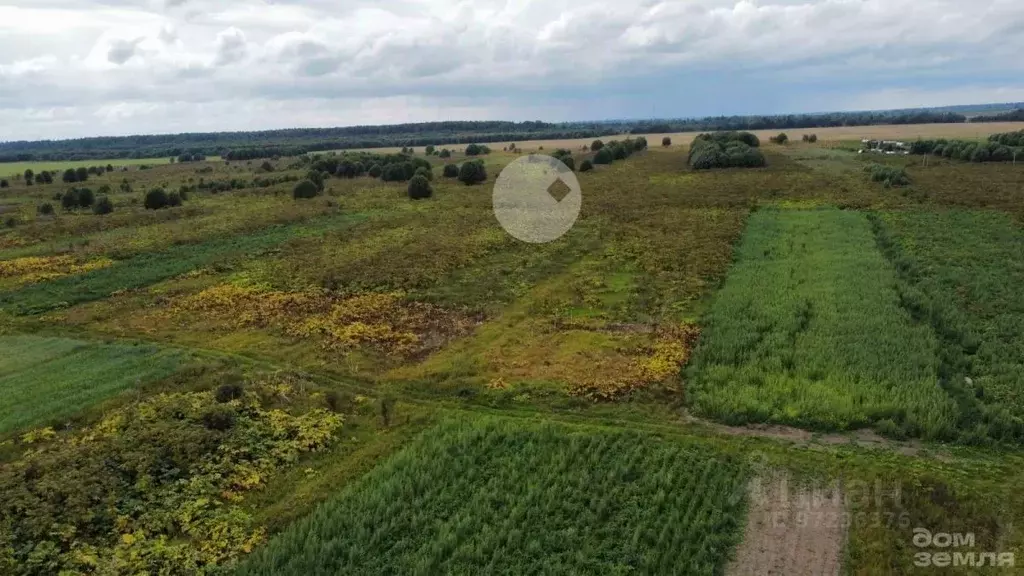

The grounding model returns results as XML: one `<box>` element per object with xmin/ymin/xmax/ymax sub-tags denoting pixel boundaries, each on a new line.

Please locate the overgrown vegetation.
<box><xmin>866</xmin><ymin>164</ymin><xmax>911</xmax><ymax>187</ymax></box>
<box><xmin>240</xmin><ymin>418</ymin><xmax>748</xmax><ymax>576</ymax></box>
<box><xmin>688</xmin><ymin>132</ymin><xmax>766</xmax><ymax>169</ymax></box>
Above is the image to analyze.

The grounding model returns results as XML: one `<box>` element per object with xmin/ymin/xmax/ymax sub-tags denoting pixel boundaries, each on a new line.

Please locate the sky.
<box><xmin>1</xmin><ymin>0</ymin><xmax>1023</xmax><ymax>141</ymax></box>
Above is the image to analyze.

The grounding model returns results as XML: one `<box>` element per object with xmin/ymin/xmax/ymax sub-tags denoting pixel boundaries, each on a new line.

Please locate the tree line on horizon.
<box><xmin>0</xmin><ymin>108</ymin><xmax>1003</xmax><ymax>164</ymax></box>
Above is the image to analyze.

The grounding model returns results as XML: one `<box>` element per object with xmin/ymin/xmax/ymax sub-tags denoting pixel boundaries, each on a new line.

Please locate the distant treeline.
<box><xmin>972</xmin><ymin>108</ymin><xmax>1024</xmax><ymax>122</ymax></box>
<box><xmin>0</xmin><ymin>108</ymin><xmax>1004</xmax><ymax>163</ymax></box>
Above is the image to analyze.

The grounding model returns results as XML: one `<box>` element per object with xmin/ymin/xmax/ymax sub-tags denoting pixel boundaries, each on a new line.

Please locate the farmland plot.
<box><xmin>0</xmin><ymin>335</ymin><xmax>182</xmax><ymax>433</ymax></box>
<box><xmin>687</xmin><ymin>208</ymin><xmax>958</xmax><ymax>439</ymax></box>
<box><xmin>240</xmin><ymin>417</ymin><xmax>749</xmax><ymax>576</ymax></box>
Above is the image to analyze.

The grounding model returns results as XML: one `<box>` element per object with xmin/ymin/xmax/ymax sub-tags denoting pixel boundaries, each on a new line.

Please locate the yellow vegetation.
<box><xmin>0</xmin><ymin>255</ymin><xmax>114</xmax><ymax>285</ymax></box>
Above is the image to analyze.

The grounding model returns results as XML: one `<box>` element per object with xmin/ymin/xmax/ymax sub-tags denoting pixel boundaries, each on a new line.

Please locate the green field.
<box><xmin>687</xmin><ymin>208</ymin><xmax>958</xmax><ymax>438</ymax></box>
<box><xmin>0</xmin><ymin>335</ymin><xmax>182</xmax><ymax>433</ymax></box>
<box><xmin>240</xmin><ymin>417</ymin><xmax>748</xmax><ymax>576</ymax></box>
<box><xmin>2</xmin><ymin>131</ymin><xmax>1024</xmax><ymax>574</ymax></box>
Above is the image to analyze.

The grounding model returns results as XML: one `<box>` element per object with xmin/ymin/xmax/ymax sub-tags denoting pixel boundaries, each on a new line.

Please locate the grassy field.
<box><xmin>0</xmin><ymin>335</ymin><xmax>182</xmax><ymax>434</ymax></box>
<box><xmin>0</xmin><ymin>156</ymin><xmax>223</xmax><ymax>178</ymax></box>
<box><xmin>240</xmin><ymin>417</ymin><xmax>748</xmax><ymax>576</ymax></box>
<box><xmin>1</xmin><ymin>129</ymin><xmax>1024</xmax><ymax>573</ymax></box>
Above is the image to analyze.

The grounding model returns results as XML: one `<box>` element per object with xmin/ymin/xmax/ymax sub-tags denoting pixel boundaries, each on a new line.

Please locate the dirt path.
<box><xmin>727</xmin><ymin>474</ymin><xmax>846</xmax><ymax>576</ymax></box>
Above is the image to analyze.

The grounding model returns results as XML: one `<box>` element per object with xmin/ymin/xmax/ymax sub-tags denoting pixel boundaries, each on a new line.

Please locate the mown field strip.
<box><xmin>688</xmin><ymin>208</ymin><xmax>958</xmax><ymax>439</ymax></box>
<box><xmin>0</xmin><ymin>335</ymin><xmax>182</xmax><ymax>433</ymax></box>
<box><xmin>0</xmin><ymin>212</ymin><xmax>366</xmax><ymax>315</ymax></box>
<box><xmin>239</xmin><ymin>417</ymin><xmax>749</xmax><ymax>576</ymax></box>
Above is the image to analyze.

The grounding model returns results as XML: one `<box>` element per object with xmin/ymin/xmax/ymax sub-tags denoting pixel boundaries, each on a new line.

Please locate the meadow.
<box><xmin>2</xmin><ymin>121</ymin><xmax>1024</xmax><ymax>573</ymax></box>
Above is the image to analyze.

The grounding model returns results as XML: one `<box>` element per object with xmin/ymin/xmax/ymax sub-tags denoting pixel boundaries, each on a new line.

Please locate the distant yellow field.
<box><xmin>346</xmin><ymin>122</ymin><xmax>1024</xmax><ymax>155</ymax></box>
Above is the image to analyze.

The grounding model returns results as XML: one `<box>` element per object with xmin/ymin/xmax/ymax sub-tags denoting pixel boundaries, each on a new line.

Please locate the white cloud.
<box><xmin>0</xmin><ymin>0</ymin><xmax>1022</xmax><ymax>140</ymax></box>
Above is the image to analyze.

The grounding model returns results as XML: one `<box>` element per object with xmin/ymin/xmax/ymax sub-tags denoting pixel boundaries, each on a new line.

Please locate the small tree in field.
<box><xmin>465</xmin><ymin>143</ymin><xmax>483</xmax><ymax>156</ymax></box>
<box><xmin>293</xmin><ymin>180</ymin><xmax>319</xmax><ymax>199</ymax></box>
<box><xmin>662</xmin><ymin>136</ymin><xmax>672</xmax><ymax>147</ymax></box>
<box><xmin>808</xmin><ymin>134</ymin><xmax>818</xmax><ymax>143</ymax></box>
<box><xmin>407</xmin><ymin>175</ymin><xmax>432</xmax><ymax>200</ymax></box>
<box><xmin>771</xmin><ymin>133</ymin><xmax>789</xmax><ymax>145</ymax></box>
<box><xmin>439</xmin><ymin>149</ymin><xmax>451</xmax><ymax>159</ymax></box>
<box><xmin>93</xmin><ymin>197</ymin><xmax>114</xmax><ymax>215</ymax></box>
<box><xmin>579</xmin><ymin>159</ymin><xmax>594</xmax><ymax>172</ymax></box>
<box><xmin>0</xmin><ymin>179</ymin><xmax>7</xmax><ymax>188</ymax></box>
<box><xmin>458</xmin><ymin>160</ymin><xmax>487</xmax><ymax>185</ymax></box>
<box><xmin>443</xmin><ymin>164</ymin><xmax>459</xmax><ymax>178</ymax></box>
<box><xmin>591</xmin><ymin>140</ymin><xmax>604</xmax><ymax>152</ymax></box>
<box><xmin>77</xmin><ymin>188</ymin><xmax>95</xmax><ymax>208</ymax></box>
<box><xmin>61</xmin><ymin>190</ymin><xmax>79</xmax><ymax>211</ymax></box>
<box><xmin>414</xmin><ymin>166</ymin><xmax>433</xmax><ymax>181</ymax></box>
<box><xmin>593</xmin><ymin>148</ymin><xmax>614</xmax><ymax>165</ymax></box>
<box><xmin>62</xmin><ymin>169</ymin><xmax>77</xmax><ymax>183</ymax></box>
<box><xmin>24</xmin><ymin>169</ymin><xmax>34</xmax><ymax>182</ymax></box>
<box><xmin>368</xmin><ymin>164</ymin><xmax>382</xmax><ymax>178</ymax></box>
<box><xmin>75</xmin><ymin>167</ymin><xmax>89</xmax><ymax>181</ymax></box>
<box><xmin>144</xmin><ymin>188</ymin><xmax>170</xmax><ymax>210</ymax></box>
<box><xmin>38</xmin><ymin>203</ymin><xmax>54</xmax><ymax>215</ymax></box>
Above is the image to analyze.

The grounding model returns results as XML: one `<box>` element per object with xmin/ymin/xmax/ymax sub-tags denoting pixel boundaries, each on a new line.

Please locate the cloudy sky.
<box><xmin>1</xmin><ymin>0</ymin><xmax>1022</xmax><ymax>141</ymax></box>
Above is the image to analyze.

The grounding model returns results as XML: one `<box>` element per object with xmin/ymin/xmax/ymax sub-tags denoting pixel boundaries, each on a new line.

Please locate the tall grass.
<box><xmin>239</xmin><ymin>417</ymin><xmax>748</xmax><ymax>575</ymax></box>
<box><xmin>688</xmin><ymin>208</ymin><xmax>958</xmax><ymax>439</ymax></box>
<box><xmin>0</xmin><ymin>335</ymin><xmax>181</xmax><ymax>433</ymax></box>
<box><xmin>874</xmin><ymin>210</ymin><xmax>1024</xmax><ymax>443</ymax></box>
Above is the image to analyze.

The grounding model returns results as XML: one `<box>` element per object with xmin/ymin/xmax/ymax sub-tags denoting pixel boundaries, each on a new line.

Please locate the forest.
<box><xmin>0</xmin><ymin>108</ymin><xmax>983</xmax><ymax>163</ymax></box>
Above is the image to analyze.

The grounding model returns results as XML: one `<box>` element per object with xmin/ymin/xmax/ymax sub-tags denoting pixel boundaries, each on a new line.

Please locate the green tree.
<box><xmin>24</xmin><ymin>169</ymin><xmax>34</xmax><ymax>182</ymax></box>
<box><xmin>414</xmin><ymin>166</ymin><xmax>433</xmax><ymax>181</ymax></box>
<box><xmin>465</xmin><ymin>143</ymin><xmax>483</xmax><ymax>156</ymax></box>
<box><xmin>442</xmin><ymin>164</ymin><xmax>459</xmax><ymax>178</ymax></box>
<box><xmin>77</xmin><ymin>188</ymin><xmax>95</xmax><ymax>208</ymax></box>
<box><xmin>93</xmin><ymin>197</ymin><xmax>114</xmax><ymax>215</ymax></box>
<box><xmin>368</xmin><ymin>164</ymin><xmax>382</xmax><ymax>178</ymax></box>
<box><xmin>61</xmin><ymin>189</ymin><xmax>79</xmax><ymax>211</ymax></box>
<box><xmin>62</xmin><ymin>169</ymin><xmax>77</xmax><ymax>183</ymax></box>
<box><xmin>591</xmin><ymin>139</ymin><xmax>604</xmax><ymax>151</ymax></box>
<box><xmin>593</xmin><ymin>148</ymin><xmax>613</xmax><ymax>165</ymax></box>
<box><xmin>38</xmin><ymin>203</ymin><xmax>54</xmax><ymax>215</ymax></box>
<box><xmin>439</xmin><ymin>149</ymin><xmax>451</xmax><ymax>159</ymax></box>
<box><xmin>579</xmin><ymin>159</ymin><xmax>594</xmax><ymax>172</ymax></box>
<box><xmin>75</xmin><ymin>167</ymin><xmax>89</xmax><ymax>181</ymax></box>
<box><xmin>407</xmin><ymin>175</ymin><xmax>433</xmax><ymax>200</ymax></box>
<box><xmin>0</xmin><ymin>179</ymin><xmax>7</xmax><ymax>188</ymax></box>
<box><xmin>425</xmin><ymin>145</ymin><xmax>435</xmax><ymax>155</ymax></box>
<box><xmin>662</xmin><ymin>137</ymin><xmax>672</xmax><ymax>146</ymax></box>
<box><xmin>144</xmin><ymin>188</ymin><xmax>170</xmax><ymax>210</ymax></box>
<box><xmin>293</xmin><ymin>180</ymin><xmax>319</xmax><ymax>199</ymax></box>
<box><xmin>458</xmin><ymin>160</ymin><xmax>487</xmax><ymax>185</ymax></box>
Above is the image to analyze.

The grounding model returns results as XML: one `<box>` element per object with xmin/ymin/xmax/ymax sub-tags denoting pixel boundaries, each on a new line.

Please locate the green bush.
<box><xmin>168</xmin><ymin>192</ymin><xmax>183</xmax><ymax>207</ymax></box>
<box><xmin>407</xmin><ymin>174</ymin><xmax>433</xmax><ymax>200</ymax></box>
<box><xmin>260</xmin><ymin>161</ymin><xmax>274</xmax><ymax>172</ymax></box>
<box><xmin>414</xmin><ymin>166</ymin><xmax>433</xmax><ymax>181</ymax></box>
<box><xmin>77</xmin><ymin>187</ymin><xmax>95</xmax><ymax>208</ymax></box>
<box><xmin>292</xmin><ymin>180</ymin><xmax>320</xmax><ymax>199</ymax></box>
<box><xmin>612</xmin><ymin>145</ymin><xmax>627</xmax><ymax>160</ymax></box>
<box><xmin>0</xmin><ymin>179</ymin><xmax>8</xmax><ymax>188</ymax></box>
<box><xmin>38</xmin><ymin>202</ymin><xmax>54</xmax><ymax>215</ymax></box>
<box><xmin>662</xmin><ymin>136</ymin><xmax>671</xmax><ymax>146</ymax></box>
<box><xmin>465</xmin><ymin>143</ymin><xmax>484</xmax><ymax>156</ymax></box>
<box><xmin>368</xmin><ymin>163</ymin><xmax>382</xmax><ymax>178</ymax></box>
<box><xmin>579</xmin><ymin>159</ymin><xmax>594</xmax><ymax>172</ymax></box>
<box><xmin>61</xmin><ymin>189</ymin><xmax>79</xmax><ymax>211</ymax></box>
<box><xmin>688</xmin><ymin>134</ymin><xmax>766</xmax><ymax>170</ymax></box>
<box><xmin>458</xmin><ymin>160</ymin><xmax>487</xmax><ymax>185</ymax></box>
<box><xmin>634</xmin><ymin>136</ymin><xmax>648</xmax><ymax>151</ymax></box>
<box><xmin>866</xmin><ymin>164</ymin><xmax>910</xmax><ymax>187</ymax></box>
<box><xmin>770</xmin><ymin>133</ymin><xmax>789</xmax><ymax>144</ymax></box>
<box><xmin>591</xmin><ymin>139</ymin><xmax>604</xmax><ymax>151</ymax></box>
<box><xmin>442</xmin><ymin>164</ymin><xmax>459</xmax><ymax>178</ymax></box>
<box><xmin>439</xmin><ymin>149</ymin><xmax>451</xmax><ymax>159</ymax></box>
<box><xmin>144</xmin><ymin>188</ymin><xmax>170</xmax><ymax>209</ymax></box>
<box><xmin>93</xmin><ymin>196</ymin><xmax>114</xmax><ymax>215</ymax></box>
<box><xmin>382</xmin><ymin>162</ymin><xmax>415</xmax><ymax>182</ymax></box>
<box><xmin>593</xmin><ymin>148</ymin><xmax>614</xmax><ymax>165</ymax></box>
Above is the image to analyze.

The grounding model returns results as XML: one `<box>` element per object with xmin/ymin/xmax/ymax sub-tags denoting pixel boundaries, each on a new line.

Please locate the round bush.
<box><xmin>368</xmin><ymin>164</ymin><xmax>382</xmax><ymax>178</ymax></box>
<box><xmin>591</xmin><ymin>139</ymin><xmax>605</xmax><ymax>152</ymax></box>
<box><xmin>77</xmin><ymin>188</ymin><xmax>95</xmax><ymax>208</ymax></box>
<box><xmin>168</xmin><ymin>192</ymin><xmax>183</xmax><ymax>207</ymax></box>
<box><xmin>407</xmin><ymin>175</ymin><xmax>433</xmax><ymax>200</ymax></box>
<box><xmin>292</xmin><ymin>180</ymin><xmax>319</xmax><ymax>199</ymax></box>
<box><xmin>144</xmin><ymin>188</ymin><xmax>169</xmax><ymax>210</ymax></box>
<box><xmin>61</xmin><ymin>189</ymin><xmax>79</xmax><ymax>211</ymax></box>
<box><xmin>579</xmin><ymin>160</ymin><xmax>594</xmax><ymax>172</ymax></box>
<box><xmin>442</xmin><ymin>164</ymin><xmax>459</xmax><ymax>178</ymax></box>
<box><xmin>593</xmin><ymin>148</ymin><xmax>613</xmax><ymax>165</ymax></box>
<box><xmin>458</xmin><ymin>160</ymin><xmax>487</xmax><ymax>185</ymax></box>
<box><xmin>662</xmin><ymin>137</ymin><xmax>672</xmax><ymax>147</ymax></box>
<box><xmin>414</xmin><ymin>166</ymin><xmax>433</xmax><ymax>181</ymax></box>
<box><xmin>93</xmin><ymin>197</ymin><xmax>114</xmax><ymax>215</ymax></box>
<box><xmin>465</xmin><ymin>143</ymin><xmax>483</xmax><ymax>156</ymax></box>
<box><xmin>38</xmin><ymin>203</ymin><xmax>54</xmax><ymax>215</ymax></box>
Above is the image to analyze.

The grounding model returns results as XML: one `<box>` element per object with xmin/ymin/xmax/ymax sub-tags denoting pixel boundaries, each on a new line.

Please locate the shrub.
<box><xmin>808</xmin><ymin>134</ymin><xmax>818</xmax><ymax>143</ymax></box>
<box><xmin>61</xmin><ymin>189</ymin><xmax>79</xmax><ymax>211</ymax></box>
<box><xmin>0</xmin><ymin>179</ymin><xmax>7</xmax><ymax>188</ymax></box>
<box><xmin>560</xmin><ymin>156</ymin><xmax>575</xmax><ymax>171</ymax></box>
<box><xmin>306</xmin><ymin>169</ymin><xmax>326</xmax><ymax>191</ymax></box>
<box><xmin>215</xmin><ymin>383</ymin><xmax>244</xmax><ymax>403</ymax></box>
<box><xmin>579</xmin><ymin>159</ymin><xmax>594</xmax><ymax>172</ymax></box>
<box><xmin>662</xmin><ymin>136</ymin><xmax>672</xmax><ymax>147</ymax></box>
<box><xmin>93</xmin><ymin>197</ymin><xmax>114</xmax><ymax>215</ymax></box>
<box><xmin>425</xmin><ymin>145</ymin><xmax>435</xmax><ymax>155</ymax></box>
<box><xmin>770</xmin><ymin>132</ymin><xmax>789</xmax><ymax>144</ymax></box>
<box><xmin>458</xmin><ymin>160</ymin><xmax>487</xmax><ymax>185</ymax></box>
<box><xmin>612</xmin><ymin>145</ymin><xmax>627</xmax><ymax>160</ymax></box>
<box><xmin>368</xmin><ymin>163</ymin><xmax>382</xmax><ymax>178</ymax></box>
<box><xmin>77</xmin><ymin>188</ymin><xmax>95</xmax><ymax>208</ymax></box>
<box><xmin>144</xmin><ymin>188</ymin><xmax>170</xmax><ymax>209</ymax></box>
<box><xmin>201</xmin><ymin>406</ymin><xmax>235</xmax><ymax>431</ymax></box>
<box><xmin>414</xmin><ymin>166</ymin><xmax>433</xmax><ymax>181</ymax></box>
<box><xmin>293</xmin><ymin>179</ymin><xmax>320</xmax><ymax>199</ymax></box>
<box><xmin>442</xmin><ymin>164</ymin><xmax>459</xmax><ymax>178</ymax></box>
<box><xmin>591</xmin><ymin>139</ymin><xmax>605</xmax><ymax>152</ymax></box>
<box><xmin>38</xmin><ymin>203</ymin><xmax>54</xmax><ymax>215</ymax></box>
<box><xmin>407</xmin><ymin>174</ymin><xmax>433</xmax><ymax>200</ymax></box>
<box><xmin>62</xmin><ymin>169</ymin><xmax>77</xmax><ymax>183</ymax></box>
<box><xmin>593</xmin><ymin>148</ymin><xmax>614</xmax><ymax>165</ymax></box>
<box><xmin>23</xmin><ymin>169</ymin><xmax>33</xmax><ymax>182</ymax></box>
<box><xmin>688</xmin><ymin>135</ymin><xmax>766</xmax><ymax>170</ymax></box>
<box><xmin>439</xmin><ymin>149</ymin><xmax>451</xmax><ymax>159</ymax></box>
<box><xmin>634</xmin><ymin>137</ymin><xmax>648</xmax><ymax>151</ymax></box>
<box><xmin>260</xmin><ymin>161</ymin><xmax>274</xmax><ymax>172</ymax></box>
<box><xmin>75</xmin><ymin>167</ymin><xmax>89</xmax><ymax>181</ymax></box>
<box><xmin>866</xmin><ymin>164</ymin><xmax>910</xmax><ymax>187</ymax></box>
<box><xmin>168</xmin><ymin>192</ymin><xmax>183</xmax><ymax>207</ymax></box>
<box><xmin>382</xmin><ymin>162</ymin><xmax>415</xmax><ymax>182</ymax></box>
<box><xmin>3</xmin><ymin>216</ymin><xmax>16</xmax><ymax>228</ymax></box>
<box><xmin>336</xmin><ymin>159</ymin><xmax>357</xmax><ymax>178</ymax></box>
<box><xmin>465</xmin><ymin>143</ymin><xmax>483</xmax><ymax>156</ymax></box>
